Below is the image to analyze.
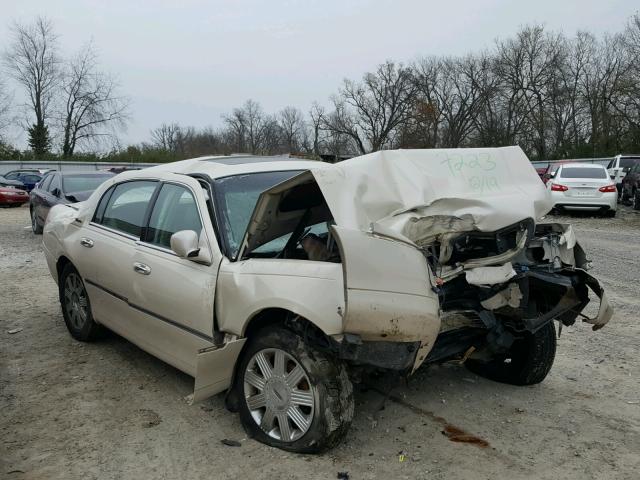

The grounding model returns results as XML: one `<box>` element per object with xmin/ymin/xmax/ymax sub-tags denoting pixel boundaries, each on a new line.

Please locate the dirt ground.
<box><xmin>1</xmin><ymin>204</ymin><xmax>639</xmax><ymax>480</ymax></box>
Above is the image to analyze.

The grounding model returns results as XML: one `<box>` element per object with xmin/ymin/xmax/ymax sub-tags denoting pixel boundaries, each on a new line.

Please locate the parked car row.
<box><xmin>0</xmin><ymin>167</ymin><xmax>144</xmax><ymax>211</ymax></box>
<box><xmin>29</xmin><ymin>171</ymin><xmax>115</xmax><ymax>233</ymax></box>
<box><xmin>0</xmin><ymin>169</ymin><xmax>46</xmax><ymax>207</ymax></box>
<box><xmin>539</xmin><ymin>155</ymin><xmax>640</xmax><ymax>214</ymax></box>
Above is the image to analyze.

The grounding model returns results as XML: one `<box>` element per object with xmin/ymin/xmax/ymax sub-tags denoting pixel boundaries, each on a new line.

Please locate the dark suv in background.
<box><xmin>621</xmin><ymin>162</ymin><xmax>640</xmax><ymax>210</ymax></box>
<box><xmin>29</xmin><ymin>171</ymin><xmax>114</xmax><ymax>233</ymax></box>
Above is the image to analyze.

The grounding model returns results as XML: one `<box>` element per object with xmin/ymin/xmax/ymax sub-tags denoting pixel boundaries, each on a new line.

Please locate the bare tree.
<box><xmin>324</xmin><ymin>61</ymin><xmax>416</xmax><ymax>154</ymax></box>
<box><xmin>307</xmin><ymin>102</ymin><xmax>326</xmax><ymax>156</ymax></box>
<box><xmin>59</xmin><ymin>44</ymin><xmax>129</xmax><ymax>157</ymax></box>
<box><xmin>3</xmin><ymin>17</ymin><xmax>59</xmax><ymax>154</ymax></box>
<box><xmin>0</xmin><ymin>79</ymin><xmax>12</xmax><ymax>141</ymax></box>
<box><xmin>223</xmin><ymin>100</ymin><xmax>274</xmax><ymax>154</ymax></box>
<box><xmin>278</xmin><ymin>106</ymin><xmax>304</xmax><ymax>152</ymax></box>
<box><xmin>151</xmin><ymin>123</ymin><xmax>182</xmax><ymax>152</ymax></box>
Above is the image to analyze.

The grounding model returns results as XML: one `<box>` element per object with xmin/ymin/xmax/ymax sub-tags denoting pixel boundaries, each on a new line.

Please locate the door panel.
<box><xmin>85</xmin><ymin>180</ymin><xmax>158</xmax><ymax>335</ymax></box>
<box><xmin>130</xmin><ymin>177</ymin><xmax>221</xmax><ymax>338</ymax></box>
<box><xmin>128</xmin><ymin>176</ymin><xmax>222</xmax><ymax>373</ymax></box>
<box><xmin>87</xmin><ymin>225</ymin><xmax>136</xmax><ymax>330</ymax></box>
<box><xmin>131</xmin><ymin>246</ymin><xmax>216</xmax><ymax>337</ymax></box>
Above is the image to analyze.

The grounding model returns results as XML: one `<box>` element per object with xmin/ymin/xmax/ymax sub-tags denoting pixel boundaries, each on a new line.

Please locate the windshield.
<box><xmin>213</xmin><ymin>170</ymin><xmax>302</xmax><ymax>257</ymax></box>
<box><xmin>559</xmin><ymin>167</ymin><xmax>608</xmax><ymax>179</ymax></box>
<box><xmin>62</xmin><ymin>174</ymin><xmax>114</xmax><ymax>193</ymax></box>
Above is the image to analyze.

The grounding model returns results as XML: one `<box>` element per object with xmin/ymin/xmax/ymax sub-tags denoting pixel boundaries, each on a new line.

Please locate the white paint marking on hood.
<box><xmin>310</xmin><ymin>146</ymin><xmax>552</xmax><ymax>246</ymax></box>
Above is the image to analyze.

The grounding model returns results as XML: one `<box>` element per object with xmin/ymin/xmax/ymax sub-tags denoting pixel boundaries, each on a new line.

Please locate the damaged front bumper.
<box><xmin>329</xmin><ymin>221</ymin><xmax>612</xmax><ymax>375</ymax></box>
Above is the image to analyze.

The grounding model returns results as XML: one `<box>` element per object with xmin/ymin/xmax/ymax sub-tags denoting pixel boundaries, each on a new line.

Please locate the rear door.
<box><xmin>30</xmin><ymin>174</ymin><xmax>52</xmax><ymax>217</ymax></box>
<box><xmin>83</xmin><ymin>180</ymin><xmax>159</xmax><ymax>339</ymax></box>
<box><xmin>36</xmin><ymin>173</ymin><xmax>60</xmax><ymax>224</ymax></box>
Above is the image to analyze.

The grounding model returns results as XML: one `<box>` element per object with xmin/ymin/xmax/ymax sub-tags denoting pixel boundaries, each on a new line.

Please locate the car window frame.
<box><xmin>47</xmin><ymin>173</ymin><xmax>61</xmax><ymax>195</ymax></box>
<box><xmin>138</xmin><ymin>181</ymin><xmax>205</xmax><ymax>255</ymax></box>
<box><xmin>89</xmin><ymin>178</ymin><xmax>212</xmax><ymax>256</ymax></box>
<box><xmin>90</xmin><ymin>179</ymin><xmax>160</xmax><ymax>241</ymax></box>
<box><xmin>38</xmin><ymin>174</ymin><xmax>53</xmax><ymax>191</ymax></box>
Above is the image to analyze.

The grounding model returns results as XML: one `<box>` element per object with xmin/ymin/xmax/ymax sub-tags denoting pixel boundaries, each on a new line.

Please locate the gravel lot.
<box><xmin>1</xmin><ymin>204</ymin><xmax>639</xmax><ymax>480</ymax></box>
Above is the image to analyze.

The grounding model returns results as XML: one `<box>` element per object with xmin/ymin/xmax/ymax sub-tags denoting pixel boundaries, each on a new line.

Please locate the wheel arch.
<box><xmin>56</xmin><ymin>255</ymin><xmax>73</xmax><ymax>281</ymax></box>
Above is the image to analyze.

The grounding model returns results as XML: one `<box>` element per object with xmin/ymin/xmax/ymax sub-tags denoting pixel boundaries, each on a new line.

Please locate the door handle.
<box><xmin>133</xmin><ymin>262</ymin><xmax>151</xmax><ymax>275</ymax></box>
<box><xmin>80</xmin><ymin>237</ymin><xmax>94</xmax><ymax>248</ymax></box>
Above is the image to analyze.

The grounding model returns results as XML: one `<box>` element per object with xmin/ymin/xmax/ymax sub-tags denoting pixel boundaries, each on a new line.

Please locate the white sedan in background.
<box><xmin>547</xmin><ymin>163</ymin><xmax>618</xmax><ymax>217</ymax></box>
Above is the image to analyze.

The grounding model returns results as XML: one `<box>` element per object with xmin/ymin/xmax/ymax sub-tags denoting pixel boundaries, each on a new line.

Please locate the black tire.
<box><xmin>466</xmin><ymin>321</ymin><xmax>557</xmax><ymax>386</ymax></box>
<box><xmin>620</xmin><ymin>189</ymin><xmax>630</xmax><ymax>205</ymax></box>
<box><xmin>633</xmin><ymin>190</ymin><xmax>640</xmax><ymax>211</ymax></box>
<box><xmin>31</xmin><ymin>207</ymin><xmax>43</xmax><ymax>234</ymax></box>
<box><xmin>59</xmin><ymin>263</ymin><xmax>103</xmax><ymax>341</ymax></box>
<box><xmin>236</xmin><ymin>326</ymin><xmax>354</xmax><ymax>453</ymax></box>
<box><xmin>604</xmin><ymin>209</ymin><xmax>616</xmax><ymax>218</ymax></box>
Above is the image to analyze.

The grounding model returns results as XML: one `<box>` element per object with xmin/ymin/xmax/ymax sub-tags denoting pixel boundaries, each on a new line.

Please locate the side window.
<box><xmin>145</xmin><ymin>184</ymin><xmax>202</xmax><ymax>249</ymax></box>
<box><xmin>93</xmin><ymin>186</ymin><xmax>114</xmax><ymax>223</ymax></box>
<box><xmin>5</xmin><ymin>172</ymin><xmax>18</xmax><ymax>180</ymax></box>
<box><xmin>48</xmin><ymin>174</ymin><xmax>61</xmax><ymax>194</ymax></box>
<box><xmin>39</xmin><ymin>174</ymin><xmax>53</xmax><ymax>191</ymax></box>
<box><xmin>99</xmin><ymin>181</ymin><xmax>157</xmax><ymax>237</ymax></box>
<box><xmin>607</xmin><ymin>159</ymin><xmax>613</xmax><ymax>169</ymax></box>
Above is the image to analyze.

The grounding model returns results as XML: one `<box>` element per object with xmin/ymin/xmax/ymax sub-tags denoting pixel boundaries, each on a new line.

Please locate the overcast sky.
<box><xmin>1</xmin><ymin>0</ymin><xmax>637</xmax><ymax>148</ymax></box>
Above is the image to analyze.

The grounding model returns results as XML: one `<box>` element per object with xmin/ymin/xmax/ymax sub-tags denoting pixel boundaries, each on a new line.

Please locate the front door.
<box><xmin>128</xmin><ymin>176</ymin><xmax>223</xmax><ymax>375</ymax></box>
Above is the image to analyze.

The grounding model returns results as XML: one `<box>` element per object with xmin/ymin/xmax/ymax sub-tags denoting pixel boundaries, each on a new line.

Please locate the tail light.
<box><xmin>599</xmin><ymin>184</ymin><xmax>617</xmax><ymax>193</ymax></box>
<box><xmin>550</xmin><ymin>183</ymin><xmax>569</xmax><ymax>192</ymax></box>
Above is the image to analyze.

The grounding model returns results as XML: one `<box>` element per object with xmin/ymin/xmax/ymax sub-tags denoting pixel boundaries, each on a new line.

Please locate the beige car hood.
<box><xmin>311</xmin><ymin>146</ymin><xmax>552</xmax><ymax>246</ymax></box>
<box><xmin>240</xmin><ymin>146</ymin><xmax>552</xmax><ymax>256</ymax></box>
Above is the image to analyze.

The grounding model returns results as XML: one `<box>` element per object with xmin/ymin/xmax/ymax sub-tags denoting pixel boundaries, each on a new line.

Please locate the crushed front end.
<box><xmin>422</xmin><ymin>220</ymin><xmax>613</xmax><ymax>367</ymax></box>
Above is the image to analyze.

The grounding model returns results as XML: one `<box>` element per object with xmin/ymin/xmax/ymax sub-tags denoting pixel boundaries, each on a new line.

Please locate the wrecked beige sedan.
<box><xmin>42</xmin><ymin>147</ymin><xmax>612</xmax><ymax>452</ymax></box>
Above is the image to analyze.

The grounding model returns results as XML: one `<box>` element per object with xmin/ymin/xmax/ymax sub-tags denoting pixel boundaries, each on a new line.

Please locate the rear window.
<box><xmin>62</xmin><ymin>174</ymin><xmax>113</xmax><ymax>193</ymax></box>
<box><xmin>559</xmin><ymin>167</ymin><xmax>608</xmax><ymax>179</ymax></box>
<box><xmin>620</xmin><ymin>157</ymin><xmax>640</xmax><ymax>169</ymax></box>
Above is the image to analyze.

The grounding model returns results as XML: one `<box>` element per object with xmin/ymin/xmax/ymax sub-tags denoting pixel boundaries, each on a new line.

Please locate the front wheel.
<box><xmin>634</xmin><ymin>190</ymin><xmax>640</xmax><ymax>211</ymax></box>
<box><xmin>466</xmin><ymin>321</ymin><xmax>557</xmax><ymax>386</ymax></box>
<box><xmin>236</xmin><ymin>327</ymin><xmax>354</xmax><ymax>453</ymax></box>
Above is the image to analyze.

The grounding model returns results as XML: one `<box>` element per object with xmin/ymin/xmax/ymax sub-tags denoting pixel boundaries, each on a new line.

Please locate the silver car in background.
<box><xmin>547</xmin><ymin>163</ymin><xmax>618</xmax><ymax>217</ymax></box>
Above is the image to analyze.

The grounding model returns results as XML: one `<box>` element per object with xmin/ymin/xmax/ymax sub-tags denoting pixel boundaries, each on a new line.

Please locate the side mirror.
<box><xmin>170</xmin><ymin>230</ymin><xmax>200</xmax><ymax>258</ymax></box>
<box><xmin>170</xmin><ymin>230</ymin><xmax>212</xmax><ymax>265</ymax></box>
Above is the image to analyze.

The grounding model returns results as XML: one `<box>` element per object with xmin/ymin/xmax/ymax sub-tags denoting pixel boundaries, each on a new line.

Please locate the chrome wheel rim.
<box><xmin>244</xmin><ymin>348</ymin><xmax>315</xmax><ymax>442</ymax></box>
<box><xmin>64</xmin><ymin>273</ymin><xmax>88</xmax><ymax>330</ymax></box>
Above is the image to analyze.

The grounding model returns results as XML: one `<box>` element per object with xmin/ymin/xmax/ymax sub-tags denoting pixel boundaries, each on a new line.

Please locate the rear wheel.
<box><xmin>466</xmin><ymin>321</ymin><xmax>557</xmax><ymax>386</ymax></box>
<box><xmin>634</xmin><ymin>190</ymin><xmax>640</xmax><ymax>211</ymax></box>
<box><xmin>59</xmin><ymin>263</ymin><xmax>103</xmax><ymax>341</ymax></box>
<box><xmin>31</xmin><ymin>207</ymin><xmax>43</xmax><ymax>234</ymax></box>
<box><xmin>236</xmin><ymin>326</ymin><xmax>354</xmax><ymax>453</ymax></box>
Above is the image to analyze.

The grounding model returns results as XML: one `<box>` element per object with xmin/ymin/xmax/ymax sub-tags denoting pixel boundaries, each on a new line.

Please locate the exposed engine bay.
<box><xmin>423</xmin><ymin>220</ymin><xmax>612</xmax><ymax>365</ymax></box>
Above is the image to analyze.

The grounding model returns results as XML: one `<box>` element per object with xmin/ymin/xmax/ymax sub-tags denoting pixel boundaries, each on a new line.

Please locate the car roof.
<box><xmin>59</xmin><ymin>171</ymin><xmax>115</xmax><ymax>176</ymax></box>
<box><xmin>117</xmin><ymin>155</ymin><xmax>331</xmax><ymax>181</ymax></box>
